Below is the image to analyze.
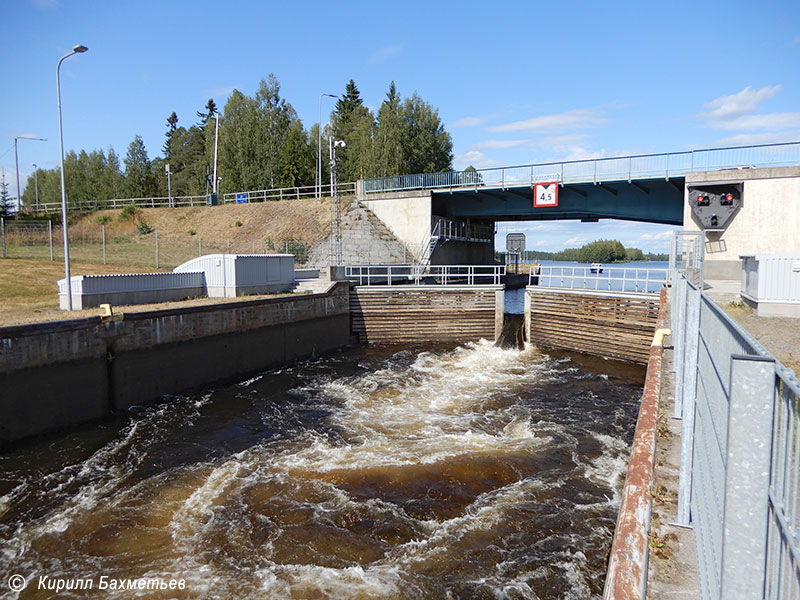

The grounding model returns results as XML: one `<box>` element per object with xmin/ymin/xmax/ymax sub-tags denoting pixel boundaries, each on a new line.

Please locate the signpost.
<box><xmin>534</xmin><ymin>182</ymin><xmax>558</xmax><ymax>207</ymax></box>
<box><xmin>506</xmin><ymin>233</ymin><xmax>525</xmax><ymax>274</ymax></box>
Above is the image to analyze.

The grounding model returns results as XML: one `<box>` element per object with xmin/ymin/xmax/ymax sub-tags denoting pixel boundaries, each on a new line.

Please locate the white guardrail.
<box><xmin>528</xmin><ymin>265</ymin><xmax>667</xmax><ymax>294</ymax></box>
<box><xmin>345</xmin><ymin>264</ymin><xmax>505</xmax><ymax>286</ymax></box>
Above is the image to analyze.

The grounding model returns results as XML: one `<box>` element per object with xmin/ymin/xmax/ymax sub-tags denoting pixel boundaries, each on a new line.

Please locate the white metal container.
<box><xmin>740</xmin><ymin>254</ymin><xmax>800</xmax><ymax>317</ymax></box>
<box><xmin>174</xmin><ymin>254</ymin><xmax>295</xmax><ymax>297</ymax></box>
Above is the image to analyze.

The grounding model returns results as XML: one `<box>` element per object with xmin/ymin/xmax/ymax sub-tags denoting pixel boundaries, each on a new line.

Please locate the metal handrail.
<box><xmin>528</xmin><ymin>265</ymin><xmax>667</xmax><ymax>294</ymax></box>
<box><xmin>363</xmin><ymin>141</ymin><xmax>800</xmax><ymax>194</ymax></box>
<box><xmin>222</xmin><ymin>182</ymin><xmax>355</xmax><ymax>203</ymax></box>
<box><xmin>35</xmin><ymin>195</ymin><xmax>209</xmax><ymax>213</ymax></box>
<box><xmin>345</xmin><ymin>264</ymin><xmax>506</xmax><ymax>286</ymax></box>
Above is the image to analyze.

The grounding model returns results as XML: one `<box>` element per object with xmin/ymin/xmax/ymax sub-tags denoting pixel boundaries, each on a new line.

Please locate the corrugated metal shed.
<box><xmin>173</xmin><ymin>254</ymin><xmax>295</xmax><ymax>297</ymax></box>
<box><xmin>740</xmin><ymin>254</ymin><xmax>800</xmax><ymax>317</ymax></box>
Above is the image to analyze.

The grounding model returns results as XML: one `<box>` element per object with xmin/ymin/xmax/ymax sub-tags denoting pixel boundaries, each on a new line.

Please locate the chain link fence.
<box><xmin>0</xmin><ymin>218</ymin><xmax>317</xmax><ymax>270</ymax></box>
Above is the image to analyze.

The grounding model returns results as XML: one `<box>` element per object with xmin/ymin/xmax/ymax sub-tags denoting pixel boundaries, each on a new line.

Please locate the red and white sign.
<box><xmin>534</xmin><ymin>182</ymin><xmax>558</xmax><ymax>207</ymax></box>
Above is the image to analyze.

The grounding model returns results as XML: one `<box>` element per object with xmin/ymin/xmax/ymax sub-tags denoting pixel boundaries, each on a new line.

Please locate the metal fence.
<box><xmin>0</xmin><ymin>223</ymin><xmax>315</xmax><ymax>270</ymax></box>
<box><xmin>345</xmin><ymin>264</ymin><xmax>505</xmax><ymax>286</ymax></box>
<box><xmin>222</xmin><ymin>182</ymin><xmax>355</xmax><ymax>204</ymax></box>
<box><xmin>671</xmin><ymin>268</ymin><xmax>800</xmax><ymax>599</ymax></box>
<box><xmin>31</xmin><ymin>183</ymin><xmax>357</xmax><ymax>215</ymax></box>
<box><xmin>363</xmin><ymin>141</ymin><xmax>800</xmax><ymax>194</ymax></box>
<box><xmin>527</xmin><ymin>265</ymin><xmax>667</xmax><ymax>293</ymax></box>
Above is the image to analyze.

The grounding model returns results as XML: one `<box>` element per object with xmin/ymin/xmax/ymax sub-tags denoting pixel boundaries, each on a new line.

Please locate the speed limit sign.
<box><xmin>534</xmin><ymin>182</ymin><xmax>558</xmax><ymax>207</ymax></box>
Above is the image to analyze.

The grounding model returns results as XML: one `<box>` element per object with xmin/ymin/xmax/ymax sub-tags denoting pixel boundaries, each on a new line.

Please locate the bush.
<box><xmin>119</xmin><ymin>203</ymin><xmax>140</xmax><ymax>220</ymax></box>
<box><xmin>136</xmin><ymin>219</ymin><xmax>153</xmax><ymax>235</ymax></box>
<box><xmin>188</xmin><ymin>229</ymin><xmax>196</xmax><ymax>236</ymax></box>
<box><xmin>95</xmin><ymin>214</ymin><xmax>112</xmax><ymax>225</ymax></box>
<box><xmin>235</xmin><ymin>221</ymin><xmax>243</xmax><ymax>227</ymax></box>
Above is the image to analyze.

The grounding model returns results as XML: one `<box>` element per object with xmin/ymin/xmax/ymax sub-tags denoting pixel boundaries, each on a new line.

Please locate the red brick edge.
<box><xmin>603</xmin><ymin>287</ymin><xmax>667</xmax><ymax>600</ymax></box>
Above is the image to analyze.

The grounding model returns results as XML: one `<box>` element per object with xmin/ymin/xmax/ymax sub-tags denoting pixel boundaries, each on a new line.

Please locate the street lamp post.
<box><xmin>14</xmin><ymin>136</ymin><xmax>46</xmax><ymax>212</ymax></box>
<box><xmin>329</xmin><ymin>138</ymin><xmax>346</xmax><ymax>265</ymax></box>
<box><xmin>32</xmin><ymin>164</ymin><xmax>39</xmax><ymax>211</ymax></box>
<box><xmin>317</xmin><ymin>93</ymin><xmax>336</xmax><ymax>200</ymax></box>
<box><xmin>57</xmin><ymin>44</ymin><xmax>88</xmax><ymax>311</ymax></box>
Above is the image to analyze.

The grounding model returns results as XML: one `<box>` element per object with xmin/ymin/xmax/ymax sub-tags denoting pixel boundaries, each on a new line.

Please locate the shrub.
<box><xmin>188</xmin><ymin>229</ymin><xmax>196</xmax><ymax>236</ymax></box>
<box><xmin>137</xmin><ymin>220</ymin><xmax>153</xmax><ymax>235</ymax></box>
<box><xmin>235</xmin><ymin>221</ymin><xmax>243</xmax><ymax>227</ymax></box>
<box><xmin>119</xmin><ymin>203</ymin><xmax>140</xmax><ymax>220</ymax></box>
<box><xmin>176</xmin><ymin>215</ymin><xmax>185</xmax><ymax>222</ymax></box>
<box><xmin>95</xmin><ymin>214</ymin><xmax>112</xmax><ymax>225</ymax></box>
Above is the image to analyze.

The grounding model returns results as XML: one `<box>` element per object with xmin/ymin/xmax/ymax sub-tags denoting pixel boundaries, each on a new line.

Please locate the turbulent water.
<box><xmin>0</xmin><ymin>341</ymin><xmax>643</xmax><ymax>599</ymax></box>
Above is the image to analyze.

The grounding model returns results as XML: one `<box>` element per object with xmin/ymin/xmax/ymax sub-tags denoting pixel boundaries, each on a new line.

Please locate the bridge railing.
<box><xmin>345</xmin><ymin>264</ymin><xmax>505</xmax><ymax>286</ymax></box>
<box><xmin>363</xmin><ymin>141</ymin><xmax>800</xmax><ymax>194</ymax></box>
<box><xmin>528</xmin><ymin>265</ymin><xmax>667</xmax><ymax>294</ymax></box>
<box><xmin>671</xmin><ymin>271</ymin><xmax>800</xmax><ymax>599</ymax></box>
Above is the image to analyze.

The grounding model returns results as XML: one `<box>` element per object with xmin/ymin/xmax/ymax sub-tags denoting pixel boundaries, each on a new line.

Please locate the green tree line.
<box><xmin>19</xmin><ymin>76</ymin><xmax>453</xmax><ymax>211</ymax></box>
<box><xmin>551</xmin><ymin>239</ymin><xmax>666</xmax><ymax>262</ymax></box>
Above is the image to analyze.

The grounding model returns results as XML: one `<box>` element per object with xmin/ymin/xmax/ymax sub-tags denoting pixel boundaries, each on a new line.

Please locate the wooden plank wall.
<box><xmin>526</xmin><ymin>288</ymin><xmax>660</xmax><ymax>364</ymax></box>
<box><xmin>351</xmin><ymin>286</ymin><xmax>500</xmax><ymax>343</ymax></box>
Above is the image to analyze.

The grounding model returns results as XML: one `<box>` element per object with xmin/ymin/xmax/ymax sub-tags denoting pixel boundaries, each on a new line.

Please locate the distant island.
<box><xmin>511</xmin><ymin>239</ymin><xmax>668</xmax><ymax>263</ymax></box>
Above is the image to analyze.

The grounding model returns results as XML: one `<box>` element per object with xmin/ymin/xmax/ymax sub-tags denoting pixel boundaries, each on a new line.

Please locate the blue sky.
<box><xmin>2</xmin><ymin>0</ymin><xmax>799</xmax><ymax>253</ymax></box>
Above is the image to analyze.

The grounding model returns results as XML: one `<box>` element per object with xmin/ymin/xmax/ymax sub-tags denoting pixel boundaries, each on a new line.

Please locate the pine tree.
<box><xmin>163</xmin><ymin>112</ymin><xmax>179</xmax><ymax>156</ymax></box>
<box><xmin>124</xmin><ymin>135</ymin><xmax>156</xmax><ymax>198</ymax></box>
<box><xmin>0</xmin><ymin>171</ymin><xmax>13</xmax><ymax>216</ymax></box>
<box><xmin>196</xmin><ymin>98</ymin><xmax>218</xmax><ymax>127</ymax></box>
<box><xmin>374</xmin><ymin>81</ymin><xmax>404</xmax><ymax>177</ymax></box>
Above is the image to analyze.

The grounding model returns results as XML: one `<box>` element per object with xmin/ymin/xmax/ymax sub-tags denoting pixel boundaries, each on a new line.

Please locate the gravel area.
<box><xmin>721</xmin><ymin>304</ymin><xmax>799</xmax><ymax>373</ymax></box>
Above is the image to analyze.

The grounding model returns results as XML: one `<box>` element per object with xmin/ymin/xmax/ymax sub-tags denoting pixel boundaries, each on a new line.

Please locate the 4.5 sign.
<box><xmin>534</xmin><ymin>182</ymin><xmax>558</xmax><ymax>207</ymax></box>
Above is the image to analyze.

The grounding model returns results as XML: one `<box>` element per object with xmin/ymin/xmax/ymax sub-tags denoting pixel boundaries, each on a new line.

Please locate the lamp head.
<box><xmin>73</xmin><ymin>45</ymin><xmax>88</xmax><ymax>53</ymax></box>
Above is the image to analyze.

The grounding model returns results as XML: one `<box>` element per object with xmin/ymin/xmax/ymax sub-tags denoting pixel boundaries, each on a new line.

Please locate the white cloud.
<box><xmin>702</xmin><ymin>85</ymin><xmax>781</xmax><ymax>120</ymax></box>
<box><xmin>713</xmin><ymin>131</ymin><xmax>800</xmax><ymax>146</ymax></box>
<box><xmin>707</xmin><ymin>112</ymin><xmax>800</xmax><ymax>131</ymax></box>
<box><xmin>453</xmin><ymin>150</ymin><xmax>503</xmax><ymax>170</ymax></box>
<box><xmin>469</xmin><ymin>139</ymin><xmax>528</xmax><ymax>151</ymax></box>
<box><xmin>449</xmin><ymin>116</ymin><xmax>489</xmax><ymax>129</ymax></box>
<box><xmin>640</xmin><ymin>231</ymin><xmax>674</xmax><ymax>241</ymax></box>
<box><xmin>369</xmin><ymin>45</ymin><xmax>403</xmax><ymax>64</ymax></box>
<box><xmin>206</xmin><ymin>85</ymin><xmax>238</xmax><ymax>98</ymax></box>
<box><xmin>487</xmin><ymin>108</ymin><xmax>605</xmax><ymax>134</ymax></box>
<box><xmin>564</xmin><ymin>236</ymin><xmax>588</xmax><ymax>246</ymax></box>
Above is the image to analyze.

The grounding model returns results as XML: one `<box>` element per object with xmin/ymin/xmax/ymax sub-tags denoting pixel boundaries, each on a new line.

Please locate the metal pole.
<box><xmin>318</xmin><ymin>93</ymin><xmax>336</xmax><ymax>200</ymax></box>
<box><xmin>14</xmin><ymin>137</ymin><xmax>46</xmax><ymax>212</ymax></box>
<box><xmin>48</xmin><ymin>220</ymin><xmax>53</xmax><ymax>260</ymax></box>
<box><xmin>33</xmin><ymin>164</ymin><xmax>39</xmax><ymax>212</ymax></box>
<box><xmin>57</xmin><ymin>45</ymin><xmax>88</xmax><ymax>310</ymax></box>
<box><xmin>212</xmin><ymin>113</ymin><xmax>220</xmax><ymax>195</ymax></box>
<box><xmin>166</xmin><ymin>163</ymin><xmax>172</xmax><ymax>208</ymax></box>
<box><xmin>1</xmin><ymin>218</ymin><xmax>5</xmax><ymax>258</ymax></box>
<box><xmin>102</xmin><ymin>224</ymin><xmax>106</xmax><ymax>264</ymax></box>
<box><xmin>198</xmin><ymin>237</ymin><xmax>202</xmax><ymax>257</ymax></box>
<box><xmin>155</xmin><ymin>229</ymin><xmax>159</xmax><ymax>268</ymax></box>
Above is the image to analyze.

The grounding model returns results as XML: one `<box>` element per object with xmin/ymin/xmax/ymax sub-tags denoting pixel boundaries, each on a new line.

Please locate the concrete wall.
<box><xmin>684</xmin><ymin>166</ymin><xmax>800</xmax><ymax>279</ymax></box>
<box><xmin>0</xmin><ymin>283</ymin><xmax>351</xmax><ymax>446</ymax></box>
<box><xmin>361</xmin><ymin>191</ymin><xmax>432</xmax><ymax>261</ymax></box>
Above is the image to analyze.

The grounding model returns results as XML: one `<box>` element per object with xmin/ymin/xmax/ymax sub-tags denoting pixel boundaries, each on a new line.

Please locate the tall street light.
<box><xmin>32</xmin><ymin>163</ymin><xmax>39</xmax><ymax>211</ymax></box>
<box><xmin>317</xmin><ymin>93</ymin><xmax>336</xmax><ymax>200</ymax></box>
<box><xmin>14</xmin><ymin>136</ymin><xmax>46</xmax><ymax>211</ymax></box>
<box><xmin>57</xmin><ymin>44</ymin><xmax>88</xmax><ymax>311</ymax></box>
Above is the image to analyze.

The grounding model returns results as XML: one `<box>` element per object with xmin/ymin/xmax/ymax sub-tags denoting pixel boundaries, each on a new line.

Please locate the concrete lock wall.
<box><xmin>0</xmin><ymin>283</ymin><xmax>350</xmax><ymax>446</ymax></box>
<box><xmin>361</xmin><ymin>191</ymin><xmax>433</xmax><ymax>261</ymax></box>
<box><xmin>684</xmin><ymin>166</ymin><xmax>800</xmax><ymax>279</ymax></box>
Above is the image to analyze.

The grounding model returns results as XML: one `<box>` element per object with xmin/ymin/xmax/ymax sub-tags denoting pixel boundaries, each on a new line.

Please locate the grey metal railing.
<box><xmin>528</xmin><ymin>265</ymin><xmax>667</xmax><ymax>294</ymax></box>
<box><xmin>431</xmin><ymin>216</ymin><xmax>494</xmax><ymax>243</ymax></box>
<box><xmin>222</xmin><ymin>182</ymin><xmax>355</xmax><ymax>204</ymax></box>
<box><xmin>363</xmin><ymin>142</ymin><xmax>800</xmax><ymax>194</ymax></box>
<box><xmin>345</xmin><ymin>264</ymin><xmax>505</xmax><ymax>286</ymax></box>
<box><xmin>36</xmin><ymin>195</ymin><xmax>209</xmax><ymax>213</ymax></box>
<box><xmin>671</xmin><ymin>266</ymin><xmax>800</xmax><ymax>599</ymax></box>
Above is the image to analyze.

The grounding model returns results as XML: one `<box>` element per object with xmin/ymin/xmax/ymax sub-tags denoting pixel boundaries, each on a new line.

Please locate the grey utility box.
<box><xmin>174</xmin><ymin>254</ymin><xmax>295</xmax><ymax>297</ymax></box>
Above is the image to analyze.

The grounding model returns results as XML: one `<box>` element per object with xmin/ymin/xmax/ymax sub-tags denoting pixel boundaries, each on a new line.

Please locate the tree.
<box><xmin>402</xmin><ymin>92</ymin><xmax>452</xmax><ymax>174</ymax></box>
<box><xmin>196</xmin><ymin>98</ymin><xmax>217</xmax><ymax>127</ymax></box>
<box><xmin>373</xmin><ymin>81</ymin><xmax>404</xmax><ymax>177</ymax></box>
<box><xmin>0</xmin><ymin>171</ymin><xmax>13</xmax><ymax>216</ymax></box>
<box><xmin>280</xmin><ymin>119</ymin><xmax>314</xmax><ymax>187</ymax></box>
<box><xmin>163</xmin><ymin>112</ymin><xmax>179</xmax><ymax>156</ymax></box>
<box><xmin>124</xmin><ymin>135</ymin><xmax>156</xmax><ymax>198</ymax></box>
<box><xmin>330</xmin><ymin>79</ymin><xmax>375</xmax><ymax>181</ymax></box>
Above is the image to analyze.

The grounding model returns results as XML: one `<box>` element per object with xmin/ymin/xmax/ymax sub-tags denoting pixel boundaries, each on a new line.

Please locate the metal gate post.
<box><xmin>719</xmin><ymin>354</ymin><xmax>775</xmax><ymax>599</ymax></box>
<box><xmin>676</xmin><ymin>284</ymin><xmax>701</xmax><ymax>525</ymax></box>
